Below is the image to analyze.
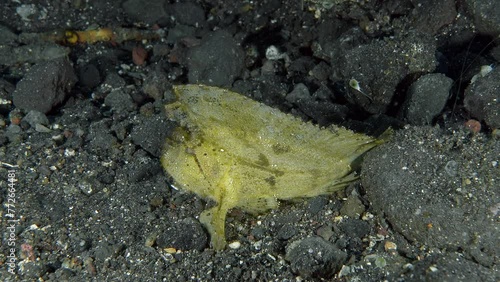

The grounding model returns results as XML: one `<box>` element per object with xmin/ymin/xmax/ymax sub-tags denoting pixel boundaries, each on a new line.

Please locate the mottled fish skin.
<box><xmin>161</xmin><ymin>84</ymin><xmax>387</xmax><ymax>250</ymax></box>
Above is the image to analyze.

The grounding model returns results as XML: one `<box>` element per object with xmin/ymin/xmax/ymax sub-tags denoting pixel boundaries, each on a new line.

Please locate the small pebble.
<box><xmin>35</xmin><ymin>123</ymin><xmax>51</xmax><ymax>133</ymax></box>
<box><xmin>464</xmin><ymin>119</ymin><xmax>481</xmax><ymax>133</ymax></box>
<box><xmin>164</xmin><ymin>247</ymin><xmax>177</xmax><ymax>254</ymax></box>
<box><xmin>133</xmin><ymin>46</ymin><xmax>148</xmax><ymax>65</ymax></box>
<box><xmin>145</xmin><ymin>234</ymin><xmax>156</xmax><ymax>247</ymax></box>
<box><xmin>228</xmin><ymin>241</ymin><xmax>241</xmax><ymax>249</ymax></box>
<box><xmin>384</xmin><ymin>241</ymin><xmax>397</xmax><ymax>252</ymax></box>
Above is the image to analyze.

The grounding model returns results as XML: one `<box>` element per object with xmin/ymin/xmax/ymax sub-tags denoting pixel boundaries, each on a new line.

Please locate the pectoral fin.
<box><xmin>199</xmin><ymin>204</ymin><xmax>229</xmax><ymax>250</ymax></box>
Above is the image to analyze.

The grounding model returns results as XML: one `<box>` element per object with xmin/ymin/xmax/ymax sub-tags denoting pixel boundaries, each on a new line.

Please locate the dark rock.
<box><xmin>338</xmin><ymin>218</ymin><xmax>370</xmax><ymax>239</ymax></box>
<box><xmin>187</xmin><ymin>30</ymin><xmax>245</xmax><ymax>87</ymax></box>
<box><xmin>5</xmin><ymin>124</ymin><xmax>22</xmax><ymax>143</ymax></box>
<box><xmin>167</xmin><ymin>2</ymin><xmax>206</xmax><ymax>27</ymax></box>
<box><xmin>78</xmin><ymin>176</ymin><xmax>104</xmax><ymax>196</ymax></box>
<box><xmin>403</xmin><ymin>73</ymin><xmax>453</xmax><ymax>125</ymax></box>
<box><xmin>59</xmin><ymin>99</ymin><xmax>101</xmax><ymax>126</ymax></box>
<box><xmin>13</xmin><ymin>58</ymin><xmax>77</xmax><ymax>113</ymax></box>
<box><xmin>362</xmin><ymin>127</ymin><xmax>499</xmax><ymax>267</ymax></box>
<box><xmin>103</xmin><ymin>72</ymin><xmax>126</xmax><ymax>90</ymax></box>
<box><xmin>166</xmin><ymin>24</ymin><xmax>197</xmax><ymax>44</ymax></box>
<box><xmin>277</xmin><ymin>224</ymin><xmax>297</xmax><ymax>240</ymax></box>
<box><xmin>126</xmin><ymin>149</ymin><xmax>162</xmax><ymax>183</ymax></box>
<box><xmin>407</xmin><ymin>0</ymin><xmax>457</xmax><ymax>34</ymax></box>
<box><xmin>464</xmin><ymin>67</ymin><xmax>500</xmax><ymax>129</ymax></box>
<box><xmin>307</xmin><ymin>195</ymin><xmax>329</xmax><ymax>215</ymax></box>
<box><xmin>87</xmin><ymin>119</ymin><xmax>117</xmax><ymax>153</ymax></box>
<box><xmin>157</xmin><ymin>218</ymin><xmax>208</xmax><ymax>251</ymax></box>
<box><xmin>286</xmin><ymin>236</ymin><xmax>347</xmax><ymax>279</ymax></box>
<box><xmin>130</xmin><ymin>114</ymin><xmax>174</xmax><ymax>158</ymax></box>
<box><xmin>142</xmin><ymin>70</ymin><xmax>171</xmax><ymax>101</ymax></box>
<box><xmin>286</xmin><ymin>83</ymin><xmax>310</xmax><ymax>104</ymax></box>
<box><xmin>0</xmin><ymin>44</ymin><xmax>70</xmax><ymax>65</ymax></box>
<box><xmin>97</xmin><ymin>169</ymin><xmax>115</xmax><ymax>185</ymax></box>
<box><xmin>93</xmin><ymin>242</ymin><xmax>125</xmax><ymax>263</ymax></box>
<box><xmin>299</xmin><ymin>100</ymin><xmax>348</xmax><ymax>126</ymax></box>
<box><xmin>338</xmin><ymin>32</ymin><xmax>436</xmax><ymax>114</ymax></box>
<box><xmin>18</xmin><ymin>262</ymin><xmax>48</xmax><ymax>280</ymax></box>
<box><xmin>0</xmin><ymin>24</ymin><xmax>17</xmax><ymax>45</ymax></box>
<box><xmin>104</xmin><ymin>90</ymin><xmax>136</xmax><ymax>112</ymax></box>
<box><xmin>110</xmin><ymin>119</ymin><xmax>131</xmax><ymax>141</ymax></box>
<box><xmin>22</xmin><ymin>110</ymin><xmax>49</xmax><ymax>128</ymax></box>
<box><xmin>465</xmin><ymin>0</ymin><xmax>500</xmax><ymax>37</ymax></box>
<box><xmin>78</xmin><ymin>63</ymin><xmax>101</xmax><ymax>90</ymax></box>
<box><xmin>408</xmin><ymin>253</ymin><xmax>497</xmax><ymax>282</ymax></box>
<box><xmin>288</xmin><ymin>56</ymin><xmax>315</xmax><ymax>74</ymax></box>
<box><xmin>286</xmin><ymin>83</ymin><xmax>348</xmax><ymax>125</ymax></box>
<box><xmin>122</xmin><ymin>0</ymin><xmax>167</xmax><ymax>25</ymax></box>
<box><xmin>250</xmin><ymin>226</ymin><xmax>266</xmax><ymax>240</ymax></box>
<box><xmin>314</xmin><ymin>26</ymin><xmax>365</xmax><ymax>64</ymax></box>
<box><xmin>128</xmin><ymin>89</ymin><xmax>147</xmax><ymax>109</ymax></box>
<box><xmin>339</xmin><ymin>195</ymin><xmax>366</xmax><ymax>218</ymax></box>
<box><xmin>315</xmin><ymin>225</ymin><xmax>335</xmax><ymax>241</ymax></box>
<box><xmin>310</xmin><ymin>61</ymin><xmax>331</xmax><ymax>81</ymax></box>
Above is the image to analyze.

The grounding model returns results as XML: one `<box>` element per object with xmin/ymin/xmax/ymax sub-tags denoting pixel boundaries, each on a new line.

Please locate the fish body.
<box><xmin>161</xmin><ymin>84</ymin><xmax>385</xmax><ymax>250</ymax></box>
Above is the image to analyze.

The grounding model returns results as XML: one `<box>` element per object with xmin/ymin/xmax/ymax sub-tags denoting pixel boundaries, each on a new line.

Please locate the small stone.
<box><xmin>145</xmin><ymin>234</ymin><xmax>156</xmax><ymax>247</ymax></box>
<box><xmin>16</xmin><ymin>4</ymin><xmax>37</xmax><ymax>21</ymax></box>
<box><xmin>12</xmin><ymin>58</ymin><xmax>77</xmax><ymax>113</ymax></box>
<box><xmin>228</xmin><ymin>241</ymin><xmax>241</xmax><ymax>249</ymax></box>
<box><xmin>277</xmin><ymin>224</ymin><xmax>297</xmax><ymax>240</ymax></box>
<box><xmin>384</xmin><ymin>241</ymin><xmax>397</xmax><ymax>252</ymax></box>
<box><xmin>464</xmin><ymin>119</ymin><xmax>481</xmax><ymax>133</ymax></box>
<box><xmin>35</xmin><ymin>123</ymin><xmax>51</xmax><ymax>133</ymax></box>
<box><xmin>266</xmin><ymin>45</ymin><xmax>284</xmax><ymax>60</ymax></box>
<box><xmin>142</xmin><ymin>71</ymin><xmax>171</xmax><ymax>101</ymax></box>
<box><xmin>5</xmin><ymin>124</ymin><xmax>22</xmax><ymax>143</ymax></box>
<box><xmin>156</xmin><ymin>218</ymin><xmax>208</xmax><ymax>251</ymax></box>
<box><xmin>132</xmin><ymin>46</ymin><xmax>148</xmax><ymax>66</ymax></box>
<box><xmin>286</xmin><ymin>237</ymin><xmax>347</xmax><ymax>279</ymax></box>
<box><xmin>22</xmin><ymin>110</ymin><xmax>49</xmax><ymax>128</ymax></box>
<box><xmin>374</xmin><ymin>256</ymin><xmax>387</xmax><ymax>268</ymax></box>
<box><xmin>315</xmin><ymin>225</ymin><xmax>334</xmax><ymax>241</ymax></box>
<box><xmin>164</xmin><ymin>247</ymin><xmax>177</xmax><ymax>254</ymax></box>
<box><xmin>308</xmin><ymin>196</ymin><xmax>329</xmax><ymax>215</ymax></box>
<box><xmin>78</xmin><ymin>63</ymin><xmax>101</xmax><ymax>89</ymax></box>
<box><xmin>464</xmin><ymin>67</ymin><xmax>500</xmax><ymax>129</ymax></box>
<box><xmin>340</xmin><ymin>195</ymin><xmax>365</xmax><ymax>218</ymax></box>
<box><xmin>444</xmin><ymin>160</ymin><xmax>458</xmax><ymax>177</ymax></box>
<box><xmin>187</xmin><ymin>30</ymin><xmax>245</xmax><ymax>87</ymax></box>
<box><xmin>104</xmin><ymin>90</ymin><xmax>136</xmax><ymax>112</ymax></box>
<box><xmin>130</xmin><ymin>115</ymin><xmax>173</xmax><ymax>158</ymax></box>
<box><xmin>404</xmin><ymin>73</ymin><xmax>453</xmax><ymax>125</ymax></box>
<box><xmin>286</xmin><ymin>83</ymin><xmax>310</xmax><ymax>104</ymax></box>
<box><xmin>150</xmin><ymin>196</ymin><xmax>164</xmax><ymax>208</ymax></box>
